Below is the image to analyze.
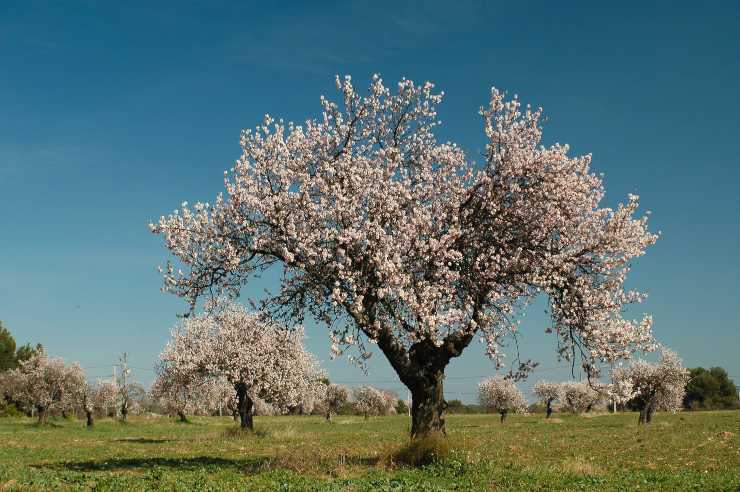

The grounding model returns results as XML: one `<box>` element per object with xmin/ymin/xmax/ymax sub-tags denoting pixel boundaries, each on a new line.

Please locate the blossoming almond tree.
<box><xmin>151</xmin><ymin>74</ymin><xmax>658</xmax><ymax>437</ymax></box>
<box><xmin>5</xmin><ymin>351</ymin><xmax>85</xmax><ymax>424</ymax></box>
<box><xmin>352</xmin><ymin>385</ymin><xmax>389</xmax><ymax>419</ymax></box>
<box><xmin>613</xmin><ymin>349</ymin><xmax>689</xmax><ymax>424</ymax></box>
<box><xmin>322</xmin><ymin>383</ymin><xmax>349</xmax><ymax>422</ymax></box>
<box><xmin>532</xmin><ymin>381</ymin><xmax>560</xmax><ymax>418</ymax></box>
<box><xmin>75</xmin><ymin>380</ymin><xmax>118</xmax><ymax>427</ymax></box>
<box><xmin>162</xmin><ymin>300</ymin><xmax>324</xmax><ymax>429</ymax></box>
<box><xmin>478</xmin><ymin>377</ymin><xmax>527</xmax><ymax>423</ymax></box>
<box><xmin>558</xmin><ymin>381</ymin><xmax>604</xmax><ymax>413</ymax></box>
<box><xmin>150</xmin><ymin>363</ymin><xmax>215</xmax><ymax>422</ymax></box>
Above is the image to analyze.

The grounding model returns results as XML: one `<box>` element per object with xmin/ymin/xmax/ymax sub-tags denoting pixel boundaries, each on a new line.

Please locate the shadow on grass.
<box><xmin>113</xmin><ymin>437</ymin><xmax>174</xmax><ymax>444</ymax></box>
<box><xmin>38</xmin><ymin>456</ymin><xmax>272</xmax><ymax>473</ymax></box>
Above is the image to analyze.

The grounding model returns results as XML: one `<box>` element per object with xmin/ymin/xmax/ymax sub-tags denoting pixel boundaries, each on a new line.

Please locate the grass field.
<box><xmin>0</xmin><ymin>411</ymin><xmax>738</xmax><ymax>491</ymax></box>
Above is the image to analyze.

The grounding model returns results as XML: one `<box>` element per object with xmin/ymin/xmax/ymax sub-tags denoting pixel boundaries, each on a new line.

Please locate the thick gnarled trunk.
<box><xmin>409</xmin><ymin>370</ymin><xmax>447</xmax><ymax>438</ymax></box>
<box><xmin>236</xmin><ymin>383</ymin><xmax>254</xmax><ymax>430</ymax></box>
<box><xmin>545</xmin><ymin>400</ymin><xmax>553</xmax><ymax>418</ymax></box>
<box><xmin>86</xmin><ymin>410</ymin><xmax>94</xmax><ymax>427</ymax></box>
<box><xmin>373</xmin><ymin>327</ymin><xmax>473</xmax><ymax>439</ymax></box>
<box><xmin>500</xmin><ymin>409</ymin><xmax>508</xmax><ymax>423</ymax></box>
<box><xmin>177</xmin><ymin>410</ymin><xmax>188</xmax><ymax>423</ymax></box>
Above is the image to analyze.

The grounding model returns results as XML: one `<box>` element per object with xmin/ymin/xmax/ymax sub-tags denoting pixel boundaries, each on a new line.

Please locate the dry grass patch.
<box><xmin>559</xmin><ymin>456</ymin><xmax>603</xmax><ymax>476</ymax></box>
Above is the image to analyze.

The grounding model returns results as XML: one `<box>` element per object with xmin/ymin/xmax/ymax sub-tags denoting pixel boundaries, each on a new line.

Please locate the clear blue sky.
<box><xmin>1</xmin><ymin>1</ymin><xmax>738</xmax><ymax>401</ymax></box>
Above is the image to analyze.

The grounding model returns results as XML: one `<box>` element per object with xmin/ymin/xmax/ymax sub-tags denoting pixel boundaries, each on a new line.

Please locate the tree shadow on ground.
<box><xmin>38</xmin><ymin>456</ymin><xmax>272</xmax><ymax>473</ymax></box>
<box><xmin>112</xmin><ymin>437</ymin><xmax>174</xmax><ymax>444</ymax></box>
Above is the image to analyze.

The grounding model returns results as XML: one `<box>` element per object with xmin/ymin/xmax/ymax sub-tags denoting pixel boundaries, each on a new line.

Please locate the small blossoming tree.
<box><xmin>161</xmin><ymin>300</ymin><xmax>324</xmax><ymax>430</ymax></box>
<box><xmin>478</xmin><ymin>377</ymin><xmax>527</xmax><ymax>423</ymax></box>
<box><xmin>4</xmin><ymin>351</ymin><xmax>85</xmax><ymax>424</ymax></box>
<box><xmin>75</xmin><ymin>380</ymin><xmax>118</xmax><ymax>427</ymax></box>
<box><xmin>558</xmin><ymin>381</ymin><xmax>603</xmax><ymax>413</ymax></box>
<box><xmin>151</xmin><ymin>74</ymin><xmax>658</xmax><ymax>437</ymax></box>
<box><xmin>353</xmin><ymin>385</ymin><xmax>395</xmax><ymax>418</ymax></box>
<box><xmin>532</xmin><ymin>381</ymin><xmax>560</xmax><ymax>418</ymax></box>
<box><xmin>150</xmin><ymin>364</ymin><xmax>216</xmax><ymax>422</ymax></box>
<box><xmin>321</xmin><ymin>383</ymin><xmax>349</xmax><ymax>422</ymax></box>
<box><xmin>614</xmin><ymin>349</ymin><xmax>689</xmax><ymax>424</ymax></box>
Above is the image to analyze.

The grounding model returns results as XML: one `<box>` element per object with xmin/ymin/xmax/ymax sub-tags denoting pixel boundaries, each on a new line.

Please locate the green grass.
<box><xmin>0</xmin><ymin>411</ymin><xmax>738</xmax><ymax>491</ymax></box>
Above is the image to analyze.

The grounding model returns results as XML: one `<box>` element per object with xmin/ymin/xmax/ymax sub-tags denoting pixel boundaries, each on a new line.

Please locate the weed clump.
<box><xmin>393</xmin><ymin>434</ymin><xmax>451</xmax><ymax>467</ymax></box>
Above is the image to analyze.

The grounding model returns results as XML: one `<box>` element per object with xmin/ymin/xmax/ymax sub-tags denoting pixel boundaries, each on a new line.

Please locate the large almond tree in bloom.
<box><xmin>151</xmin><ymin>75</ymin><xmax>657</xmax><ymax>437</ymax></box>
<box><xmin>161</xmin><ymin>301</ymin><xmax>324</xmax><ymax>429</ymax></box>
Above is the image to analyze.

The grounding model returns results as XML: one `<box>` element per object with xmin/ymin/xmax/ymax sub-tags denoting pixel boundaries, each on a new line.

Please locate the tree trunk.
<box><xmin>86</xmin><ymin>410</ymin><xmax>94</xmax><ymax>427</ymax></box>
<box><xmin>500</xmin><ymin>409</ymin><xmax>507</xmax><ymax>423</ymax></box>
<box><xmin>232</xmin><ymin>409</ymin><xmax>239</xmax><ymax>422</ymax></box>
<box><xmin>62</xmin><ymin>409</ymin><xmax>68</xmax><ymax>419</ymax></box>
<box><xmin>37</xmin><ymin>405</ymin><xmax>47</xmax><ymax>424</ymax></box>
<box><xmin>409</xmin><ymin>367</ymin><xmax>447</xmax><ymax>438</ymax></box>
<box><xmin>325</xmin><ymin>409</ymin><xmax>332</xmax><ymax>422</ymax></box>
<box><xmin>372</xmin><ymin>323</ymin><xmax>474</xmax><ymax>438</ymax></box>
<box><xmin>120</xmin><ymin>403</ymin><xmax>128</xmax><ymax>422</ymax></box>
<box><xmin>546</xmin><ymin>401</ymin><xmax>553</xmax><ymax>418</ymax></box>
<box><xmin>236</xmin><ymin>383</ymin><xmax>254</xmax><ymax>430</ymax></box>
<box><xmin>645</xmin><ymin>402</ymin><xmax>654</xmax><ymax>424</ymax></box>
<box><xmin>177</xmin><ymin>410</ymin><xmax>188</xmax><ymax>423</ymax></box>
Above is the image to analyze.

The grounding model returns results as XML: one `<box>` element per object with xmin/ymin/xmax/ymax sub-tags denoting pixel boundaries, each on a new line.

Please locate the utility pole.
<box><xmin>119</xmin><ymin>353</ymin><xmax>130</xmax><ymax>421</ymax></box>
<box><xmin>610</xmin><ymin>361</ymin><xmax>617</xmax><ymax>413</ymax></box>
<box><xmin>112</xmin><ymin>365</ymin><xmax>118</xmax><ymax>417</ymax></box>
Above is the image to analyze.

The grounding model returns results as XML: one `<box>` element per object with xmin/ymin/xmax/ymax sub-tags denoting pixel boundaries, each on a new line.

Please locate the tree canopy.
<box><xmin>684</xmin><ymin>367</ymin><xmax>739</xmax><ymax>410</ymax></box>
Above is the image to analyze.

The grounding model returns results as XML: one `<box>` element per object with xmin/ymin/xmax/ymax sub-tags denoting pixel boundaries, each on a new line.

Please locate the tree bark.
<box><xmin>500</xmin><ymin>409</ymin><xmax>507</xmax><ymax>423</ymax></box>
<box><xmin>325</xmin><ymin>409</ymin><xmax>332</xmax><ymax>422</ymax></box>
<box><xmin>546</xmin><ymin>400</ymin><xmax>553</xmax><ymax>418</ymax></box>
<box><xmin>236</xmin><ymin>383</ymin><xmax>254</xmax><ymax>430</ymax></box>
<box><xmin>232</xmin><ymin>409</ymin><xmax>239</xmax><ymax>422</ymax></box>
<box><xmin>409</xmin><ymin>369</ymin><xmax>447</xmax><ymax>437</ymax></box>
<box><xmin>37</xmin><ymin>405</ymin><xmax>47</xmax><ymax>424</ymax></box>
<box><xmin>86</xmin><ymin>410</ymin><xmax>94</xmax><ymax>427</ymax></box>
<box><xmin>177</xmin><ymin>410</ymin><xmax>188</xmax><ymax>423</ymax></box>
<box><xmin>363</xmin><ymin>304</ymin><xmax>476</xmax><ymax>438</ymax></box>
<box><xmin>645</xmin><ymin>402</ymin><xmax>655</xmax><ymax>424</ymax></box>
